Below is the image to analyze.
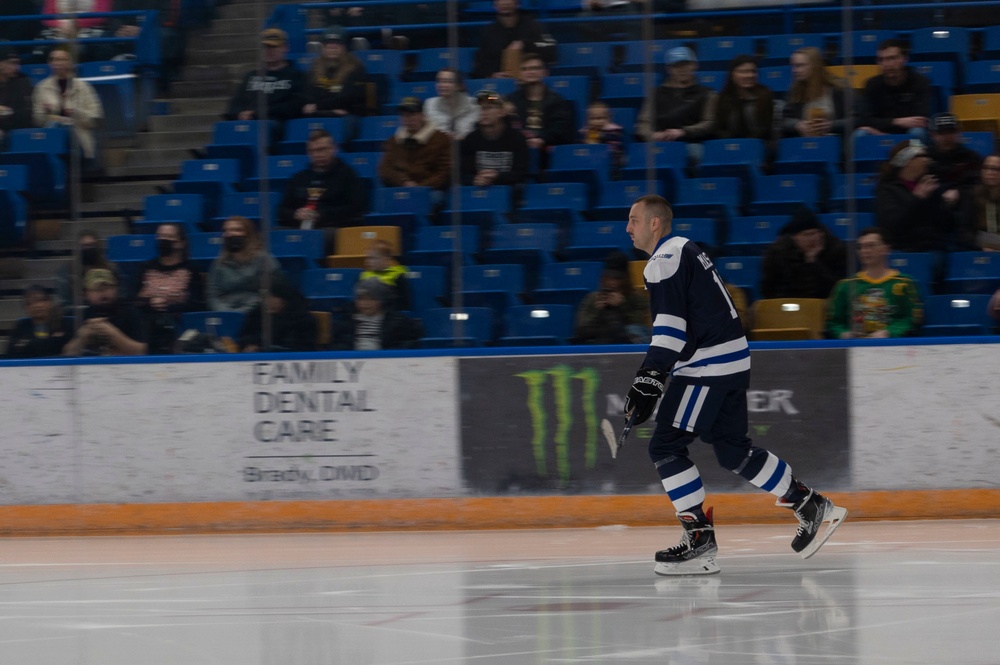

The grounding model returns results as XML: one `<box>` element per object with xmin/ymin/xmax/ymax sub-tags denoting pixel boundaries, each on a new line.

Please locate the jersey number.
<box><xmin>711</xmin><ymin>270</ymin><xmax>738</xmax><ymax>320</ymax></box>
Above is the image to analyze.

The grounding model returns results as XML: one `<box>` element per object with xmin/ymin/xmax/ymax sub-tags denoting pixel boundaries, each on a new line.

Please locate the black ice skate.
<box><xmin>781</xmin><ymin>490</ymin><xmax>848</xmax><ymax>559</ymax></box>
<box><xmin>654</xmin><ymin>507</ymin><xmax>720</xmax><ymax>576</ymax></box>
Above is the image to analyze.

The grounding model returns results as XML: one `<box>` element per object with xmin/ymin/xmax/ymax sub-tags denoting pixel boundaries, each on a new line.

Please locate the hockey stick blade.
<box><xmin>601</xmin><ymin>415</ymin><xmax>636</xmax><ymax>460</ymax></box>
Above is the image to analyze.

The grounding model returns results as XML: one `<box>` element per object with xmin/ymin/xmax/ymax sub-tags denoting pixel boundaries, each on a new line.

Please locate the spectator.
<box><xmin>359</xmin><ymin>239</ymin><xmax>410</xmax><ymax>311</ymax></box>
<box><xmin>855</xmin><ymin>39</ymin><xmax>933</xmax><ymax>138</ymax></box>
<box><xmin>32</xmin><ymin>46</ymin><xmax>103</xmax><ymax>169</ymax></box>
<box><xmin>925</xmin><ymin>112</ymin><xmax>982</xmax><ymax>219</ymax></box>
<box><xmin>760</xmin><ymin>207</ymin><xmax>847</xmax><ymax>300</ymax></box>
<box><xmin>471</xmin><ymin>0</ymin><xmax>547</xmax><ymax>79</ymax></box>
<box><xmin>4</xmin><ymin>285</ymin><xmax>73</xmax><ymax>358</ymax></box>
<box><xmin>875</xmin><ymin>140</ymin><xmax>954</xmax><ymax>253</ymax></box>
<box><xmin>238</xmin><ymin>274</ymin><xmax>317</xmax><ymax>353</ymax></box>
<box><xmin>635</xmin><ymin>47</ymin><xmax>716</xmax><ymax>162</ymax></box>
<box><xmin>460</xmin><ymin>89</ymin><xmax>530</xmax><ymax>187</ymax></box>
<box><xmin>40</xmin><ymin>0</ymin><xmax>111</xmax><ymax>60</ymax></box>
<box><xmin>506</xmin><ymin>52</ymin><xmax>575</xmax><ymax>154</ymax></box>
<box><xmin>302</xmin><ymin>26</ymin><xmax>368</xmax><ymax>131</ymax></box>
<box><xmin>377</xmin><ymin>96</ymin><xmax>451</xmax><ymax>194</ymax></box>
<box><xmin>574</xmin><ymin>252</ymin><xmax>650</xmax><ymax>344</ymax></box>
<box><xmin>713</xmin><ymin>54</ymin><xmax>774</xmax><ymax>142</ymax></box>
<box><xmin>277</xmin><ymin>129</ymin><xmax>367</xmax><ymax>253</ymax></box>
<box><xmin>965</xmin><ymin>153</ymin><xmax>1000</xmax><ymax>251</ymax></box>
<box><xmin>0</xmin><ymin>46</ymin><xmax>33</xmax><ymax>151</ymax></box>
<box><xmin>826</xmin><ymin>226</ymin><xmax>922</xmax><ymax>339</ymax></box>
<box><xmin>206</xmin><ymin>215</ymin><xmax>281</xmax><ymax>313</ymax></box>
<box><xmin>55</xmin><ymin>229</ymin><xmax>124</xmax><ymax>312</ymax></box>
<box><xmin>424</xmin><ymin>68</ymin><xmax>479</xmax><ymax>140</ymax></box>
<box><xmin>330</xmin><ymin>278</ymin><xmax>422</xmax><ymax>351</ymax></box>
<box><xmin>133</xmin><ymin>222</ymin><xmax>205</xmax><ymax>355</ymax></box>
<box><xmin>579</xmin><ymin>100</ymin><xmax>625</xmax><ymax>177</ymax></box>
<box><xmin>225</xmin><ymin>28</ymin><xmax>305</xmax><ymax>129</ymax></box>
<box><xmin>782</xmin><ymin>47</ymin><xmax>847</xmax><ymax>138</ymax></box>
<box><xmin>62</xmin><ymin>268</ymin><xmax>147</xmax><ymax>356</ymax></box>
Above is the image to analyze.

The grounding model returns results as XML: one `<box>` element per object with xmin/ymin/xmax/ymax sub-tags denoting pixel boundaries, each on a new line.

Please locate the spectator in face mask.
<box><xmin>55</xmin><ymin>229</ymin><xmax>125</xmax><ymax>314</ymax></box>
<box><xmin>206</xmin><ymin>216</ymin><xmax>282</xmax><ymax>313</ymax></box>
<box><xmin>133</xmin><ymin>222</ymin><xmax>205</xmax><ymax>354</ymax></box>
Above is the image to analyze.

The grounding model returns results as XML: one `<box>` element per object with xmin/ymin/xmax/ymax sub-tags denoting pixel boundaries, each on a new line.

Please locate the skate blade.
<box><xmin>800</xmin><ymin>506</ymin><xmax>848</xmax><ymax>560</ymax></box>
<box><xmin>654</xmin><ymin>556</ymin><xmax>721</xmax><ymax>576</ymax></box>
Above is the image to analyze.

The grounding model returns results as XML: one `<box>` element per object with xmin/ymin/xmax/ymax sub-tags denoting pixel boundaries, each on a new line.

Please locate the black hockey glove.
<box><xmin>624</xmin><ymin>368</ymin><xmax>664</xmax><ymax>425</ymax></box>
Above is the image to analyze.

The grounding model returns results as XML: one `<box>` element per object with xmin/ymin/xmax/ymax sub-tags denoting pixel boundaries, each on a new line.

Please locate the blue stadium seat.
<box><xmin>389</xmin><ymin>80</ymin><xmax>436</xmax><ymax>108</ymax></box>
<box><xmin>498</xmin><ymin>304</ymin><xmax>576</xmax><ymax>346</ymax></box>
<box><xmin>441</xmin><ymin>185</ymin><xmax>512</xmax><ymax>230</ymax></box>
<box><xmin>546</xmin><ymin>75</ymin><xmax>590</xmax><ymax>128</ymax></box>
<box><xmin>0</xmin><ymin>164</ymin><xmax>29</xmax><ymax>245</ymax></box>
<box><xmin>910</xmin><ymin>61</ymin><xmax>956</xmax><ymax>112</ymax></box>
<box><xmin>136</xmin><ymin>193</ymin><xmax>205</xmax><ymax>235</ymax></box>
<box><xmin>188</xmin><ymin>232</ymin><xmax>224</xmax><ymax>271</ymax></box>
<box><xmin>696</xmin><ymin>70</ymin><xmax>726</xmax><ymax>92</ymax></box>
<box><xmin>180</xmin><ymin>311</ymin><xmax>246</xmax><ymax>340</ymax></box>
<box><xmin>773</xmin><ymin>136</ymin><xmax>842</xmax><ymax>180</ymax></box>
<box><xmin>748</xmin><ymin>175</ymin><xmax>818</xmax><ymax>216</ymax></box>
<box><xmin>762</xmin><ymin>33</ymin><xmax>826</xmax><ymax>66</ymax></box>
<box><xmin>601</xmin><ymin>73</ymin><xmax>652</xmax><ymax>111</ymax></box>
<box><xmin>419</xmin><ymin>307</ymin><xmax>494</xmax><ymax>348</ymax></box>
<box><xmin>464</xmin><ymin>78</ymin><xmax>518</xmax><ymax>98</ymax></box>
<box><xmin>367</xmin><ymin>186</ymin><xmax>433</xmax><ymax>243</ymax></box>
<box><xmin>211</xmin><ymin>191</ymin><xmax>281</xmax><ymax>231</ymax></box>
<box><xmin>106</xmin><ymin>234</ymin><xmax>157</xmax><ymax>279</ymax></box>
<box><xmin>819</xmin><ymin>212</ymin><xmax>875</xmax><ymax>243</ymax></box>
<box><xmin>354</xmin><ymin>50</ymin><xmax>402</xmax><ymax>108</ymax></box>
<box><xmin>560</xmin><ymin>221</ymin><xmax>632</xmax><ymax>262</ymax></box>
<box><xmin>404</xmin><ymin>265</ymin><xmax>447</xmax><ymax>314</ymax></box>
<box><xmin>518</xmin><ymin>182</ymin><xmax>588</xmax><ymax>230</ymax></box>
<box><xmin>0</xmin><ymin>127</ymin><xmax>69</xmax><ymax>205</ymax></box>
<box><xmin>922</xmin><ymin>295</ymin><xmax>993</xmax><ymax>336</ymax></box>
<box><xmin>619</xmin><ymin>142</ymin><xmax>686</xmax><ymax>199</ymax></box>
<box><xmin>672</xmin><ymin>218</ymin><xmax>719</xmax><ymax>250</ymax></box>
<box><xmin>963</xmin><ymin>61</ymin><xmax>1000</xmax><ymax>95</ymax></box>
<box><xmin>78</xmin><ymin>60</ymin><xmax>138</xmax><ymax>137</ymax></box>
<box><xmin>531</xmin><ymin>261</ymin><xmax>603</xmax><ymax>309</ymax></box>
<box><xmin>340</xmin><ymin>152</ymin><xmax>381</xmax><ymax>192</ymax></box>
<box><xmin>834</xmin><ymin>30</ymin><xmax>897</xmax><ymax>65</ymax></box>
<box><xmin>590</xmin><ymin>179</ymin><xmax>666</xmax><ymax>222</ymax></box>
<box><xmin>460</xmin><ymin>263</ymin><xmax>526</xmax><ymax>316</ymax></box>
<box><xmin>888</xmin><ymin>251</ymin><xmax>934</xmax><ymax>299</ymax></box>
<box><xmin>853</xmin><ymin>134</ymin><xmax>906</xmax><ymax>174</ymax></box>
<box><xmin>352</xmin><ymin>115</ymin><xmax>400</xmax><ymax>153</ymax></box>
<box><xmin>695</xmin><ymin>36</ymin><xmax>757</xmax><ymax>67</ymax></box>
<box><xmin>909</xmin><ymin>27</ymin><xmax>970</xmax><ymax>64</ymax></box>
<box><xmin>983</xmin><ymin>26</ymin><xmax>1000</xmax><ymax>60</ymax></box>
<box><xmin>726</xmin><ymin>215</ymin><xmax>789</xmax><ymax>256</ymax></box>
<box><xmin>405</xmin><ymin>225</ymin><xmax>480</xmax><ymax>270</ymax></box>
<box><xmin>411</xmin><ymin>47</ymin><xmax>476</xmax><ymax>81</ymax></box>
<box><xmin>959</xmin><ymin>131</ymin><xmax>996</xmax><ymax>158</ymax></box>
<box><xmin>22</xmin><ymin>63</ymin><xmax>50</xmax><ymax>84</ymax></box>
<box><xmin>553</xmin><ymin>42</ymin><xmax>612</xmax><ymax>77</ymax></box>
<box><xmin>609</xmin><ymin>106</ymin><xmax>637</xmax><ymax>142</ymax></box>
<box><xmin>620</xmin><ymin>39</ymin><xmax>686</xmax><ymax>73</ymax></box>
<box><xmin>300</xmin><ymin>268</ymin><xmax>363</xmax><ymax>312</ymax></box>
<box><xmin>244</xmin><ymin>154</ymin><xmax>310</xmax><ymax>193</ymax></box>
<box><xmin>174</xmin><ymin>158</ymin><xmax>241</xmax><ymax>220</ymax></box>
<box><xmin>204</xmin><ymin>120</ymin><xmax>271</xmax><ymax>181</ymax></box>
<box><xmin>277</xmin><ymin>117</ymin><xmax>348</xmax><ymax>155</ymax></box>
<box><xmin>480</xmin><ymin>223</ymin><xmax>559</xmax><ymax>289</ymax></box>
<box><xmin>757</xmin><ymin>65</ymin><xmax>793</xmax><ymax>96</ymax></box>
<box><xmin>699</xmin><ymin>138</ymin><xmax>767</xmax><ymax>180</ymax></box>
<box><xmin>943</xmin><ymin>252</ymin><xmax>1000</xmax><ymax>295</ymax></box>
<box><xmin>543</xmin><ymin>143</ymin><xmax>611</xmax><ymax>193</ymax></box>
<box><xmin>827</xmin><ymin>174</ymin><xmax>878</xmax><ymax>214</ymax></box>
<box><xmin>270</xmin><ymin>229</ymin><xmax>325</xmax><ymax>274</ymax></box>
<box><xmin>673</xmin><ymin>177</ymin><xmax>742</xmax><ymax>222</ymax></box>
<box><xmin>715</xmin><ymin>255</ymin><xmax>763</xmax><ymax>302</ymax></box>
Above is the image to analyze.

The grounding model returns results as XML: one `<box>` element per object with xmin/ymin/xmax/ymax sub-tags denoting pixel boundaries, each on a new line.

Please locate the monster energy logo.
<box><xmin>516</xmin><ymin>364</ymin><xmax>601</xmax><ymax>485</ymax></box>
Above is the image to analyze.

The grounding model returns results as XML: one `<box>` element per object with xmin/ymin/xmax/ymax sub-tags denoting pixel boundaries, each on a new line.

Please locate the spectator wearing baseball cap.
<box><xmin>926</xmin><ymin>111</ymin><xmax>983</xmax><ymax>222</ymax></box>
<box><xmin>760</xmin><ymin>207</ymin><xmax>847</xmax><ymax>300</ymax></box>
<box><xmin>302</xmin><ymin>25</ymin><xmax>370</xmax><ymax>127</ymax></box>
<box><xmin>459</xmin><ymin>89</ymin><xmax>530</xmax><ymax>188</ymax></box>
<box><xmin>377</xmin><ymin>95</ymin><xmax>452</xmax><ymax>192</ymax></box>
<box><xmin>225</xmin><ymin>27</ymin><xmax>306</xmax><ymax>130</ymax></box>
<box><xmin>63</xmin><ymin>268</ymin><xmax>147</xmax><ymax>357</ymax></box>
<box><xmin>635</xmin><ymin>45</ymin><xmax>716</xmax><ymax>162</ymax></box>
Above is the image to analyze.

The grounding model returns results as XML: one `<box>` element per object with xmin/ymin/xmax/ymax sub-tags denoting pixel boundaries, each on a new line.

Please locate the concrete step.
<box><xmin>187</xmin><ymin>31</ymin><xmax>260</xmax><ymax>52</ymax></box>
<box><xmin>159</xmin><ymin>97</ymin><xmax>230</xmax><ymax>116</ymax></box>
<box><xmin>149</xmin><ymin>112</ymin><xmax>224</xmax><ymax>133</ymax></box>
<box><xmin>180</xmin><ymin>63</ymin><xmax>244</xmax><ymax>84</ymax></box>
<box><xmin>52</xmin><ymin>218</ymin><xmax>129</xmax><ymax>241</ymax></box>
<box><xmin>200</xmin><ymin>16</ymin><xmax>264</xmax><ymax>37</ymax></box>
<box><xmin>105</xmin><ymin>163</ymin><xmax>182</xmax><ymax>180</ymax></box>
<box><xmin>17</xmin><ymin>258</ymin><xmax>68</xmax><ymax>280</ymax></box>
<box><xmin>0</xmin><ymin>276</ymin><xmax>59</xmax><ymax>296</ymax></box>
<box><xmin>135</xmin><ymin>129</ymin><xmax>214</xmax><ymax>150</ymax></box>
<box><xmin>186</xmin><ymin>47</ymin><xmax>260</xmax><ymax>68</ymax></box>
<box><xmin>86</xmin><ymin>180</ymin><xmax>173</xmax><ymax>206</ymax></box>
<box><xmin>171</xmin><ymin>79</ymin><xmax>241</xmax><ymax>99</ymax></box>
<box><xmin>80</xmin><ymin>200</ymin><xmax>146</xmax><ymax>217</ymax></box>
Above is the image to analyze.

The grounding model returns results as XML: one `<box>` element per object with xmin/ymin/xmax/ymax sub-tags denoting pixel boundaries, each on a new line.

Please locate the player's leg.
<box><xmin>704</xmin><ymin>388</ymin><xmax>848</xmax><ymax>559</ymax></box>
<box><xmin>647</xmin><ymin>382</ymin><xmax>721</xmax><ymax>576</ymax></box>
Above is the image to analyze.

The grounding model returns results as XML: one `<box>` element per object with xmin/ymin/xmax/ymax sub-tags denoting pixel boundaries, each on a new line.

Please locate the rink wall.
<box><xmin>0</xmin><ymin>339</ymin><xmax>998</xmax><ymax>535</ymax></box>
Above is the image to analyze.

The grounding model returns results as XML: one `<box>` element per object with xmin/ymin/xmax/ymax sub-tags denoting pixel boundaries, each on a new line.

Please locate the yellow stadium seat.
<box><xmin>628</xmin><ymin>260</ymin><xmax>646</xmax><ymax>290</ymax></box>
<box><xmin>950</xmin><ymin>94</ymin><xmax>1000</xmax><ymax>134</ymax></box>
<box><xmin>825</xmin><ymin>65</ymin><xmax>879</xmax><ymax>89</ymax></box>
<box><xmin>310</xmin><ymin>311</ymin><xmax>333</xmax><ymax>349</ymax></box>
<box><xmin>750</xmin><ymin>298</ymin><xmax>827</xmax><ymax>341</ymax></box>
<box><xmin>327</xmin><ymin>225</ymin><xmax>402</xmax><ymax>269</ymax></box>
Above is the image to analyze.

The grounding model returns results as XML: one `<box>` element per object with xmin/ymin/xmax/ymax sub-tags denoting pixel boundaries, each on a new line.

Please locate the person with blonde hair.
<box><xmin>206</xmin><ymin>216</ymin><xmax>281</xmax><ymax>313</ymax></box>
<box><xmin>782</xmin><ymin>46</ymin><xmax>847</xmax><ymax>138</ymax></box>
<box><xmin>31</xmin><ymin>45</ymin><xmax>103</xmax><ymax>166</ymax></box>
<box><xmin>302</xmin><ymin>27</ymin><xmax>368</xmax><ymax>121</ymax></box>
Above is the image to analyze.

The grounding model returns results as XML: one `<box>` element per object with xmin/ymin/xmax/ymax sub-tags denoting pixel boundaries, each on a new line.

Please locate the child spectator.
<box><xmin>580</xmin><ymin>101</ymin><xmax>624</xmax><ymax>177</ymax></box>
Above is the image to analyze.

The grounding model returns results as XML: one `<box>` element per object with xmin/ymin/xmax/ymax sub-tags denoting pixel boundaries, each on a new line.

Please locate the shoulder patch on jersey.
<box><xmin>644</xmin><ymin>238</ymin><xmax>686</xmax><ymax>284</ymax></box>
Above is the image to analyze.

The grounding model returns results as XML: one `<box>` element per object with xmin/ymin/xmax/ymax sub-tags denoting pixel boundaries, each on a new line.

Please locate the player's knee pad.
<box><xmin>648</xmin><ymin>426</ymin><xmax>696</xmax><ymax>463</ymax></box>
<box><xmin>713</xmin><ymin>440</ymin><xmax>759</xmax><ymax>472</ymax></box>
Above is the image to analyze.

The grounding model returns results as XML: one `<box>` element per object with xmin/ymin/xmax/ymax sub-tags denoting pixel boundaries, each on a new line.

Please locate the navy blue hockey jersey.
<box><xmin>641</xmin><ymin>236</ymin><xmax>750</xmax><ymax>383</ymax></box>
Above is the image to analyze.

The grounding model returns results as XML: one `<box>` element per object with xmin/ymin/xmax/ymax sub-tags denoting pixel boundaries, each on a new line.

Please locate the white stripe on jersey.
<box><xmin>654</xmin><ymin>313</ymin><xmax>687</xmax><ymax>330</ymax></box>
<box><xmin>652</xmin><ymin>334</ymin><xmax>686</xmax><ymax>352</ymax></box>
<box><xmin>674</xmin><ymin>356</ymin><xmax>752</xmax><ymax>378</ymax></box>
<box><xmin>679</xmin><ymin>336</ymin><xmax>749</xmax><ymax>364</ymax></box>
<box><xmin>660</xmin><ymin>464</ymin><xmax>701</xmax><ymax>493</ymax></box>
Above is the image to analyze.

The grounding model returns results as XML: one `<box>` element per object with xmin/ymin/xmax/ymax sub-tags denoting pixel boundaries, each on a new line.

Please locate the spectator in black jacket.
<box><xmin>506</xmin><ymin>52</ymin><xmax>575</xmax><ymax>157</ymax></box>
<box><xmin>875</xmin><ymin>140</ymin><xmax>955</xmax><ymax>254</ymax></box>
<box><xmin>760</xmin><ymin>207</ymin><xmax>847</xmax><ymax>300</ymax></box>
<box><xmin>0</xmin><ymin>47</ymin><xmax>33</xmax><ymax>151</ymax></box>
<box><xmin>225</xmin><ymin>28</ymin><xmax>305</xmax><ymax>131</ymax></box>
<box><xmin>460</xmin><ymin>89</ymin><xmax>530</xmax><ymax>187</ymax></box>
<box><xmin>277</xmin><ymin>129</ymin><xmax>367</xmax><ymax>253</ymax></box>
<box><xmin>4</xmin><ymin>285</ymin><xmax>73</xmax><ymax>359</ymax></box>
<box><xmin>855</xmin><ymin>39</ymin><xmax>933</xmax><ymax>140</ymax></box>
<box><xmin>713</xmin><ymin>54</ymin><xmax>774</xmax><ymax>142</ymax></box>
<box><xmin>926</xmin><ymin>112</ymin><xmax>982</xmax><ymax>220</ymax></box>
<box><xmin>330</xmin><ymin>278</ymin><xmax>422</xmax><ymax>351</ymax></box>
<box><xmin>238</xmin><ymin>274</ymin><xmax>317</xmax><ymax>353</ymax></box>
<box><xmin>302</xmin><ymin>26</ymin><xmax>368</xmax><ymax>138</ymax></box>
<box><xmin>471</xmin><ymin>0</ymin><xmax>546</xmax><ymax>79</ymax></box>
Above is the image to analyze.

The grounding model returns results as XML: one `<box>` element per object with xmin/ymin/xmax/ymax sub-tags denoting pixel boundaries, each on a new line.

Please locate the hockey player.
<box><xmin>623</xmin><ymin>194</ymin><xmax>847</xmax><ymax>575</ymax></box>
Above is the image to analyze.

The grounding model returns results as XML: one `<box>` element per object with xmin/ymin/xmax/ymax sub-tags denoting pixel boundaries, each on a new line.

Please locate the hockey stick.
<box><xmin>600</xmin><ymin>413</ymin><xmax>636</xmax><ymax>460</ymax></box>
